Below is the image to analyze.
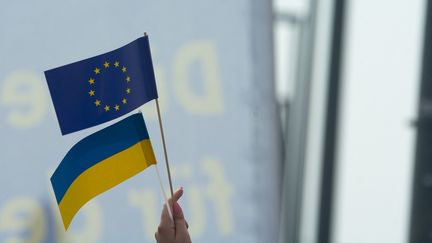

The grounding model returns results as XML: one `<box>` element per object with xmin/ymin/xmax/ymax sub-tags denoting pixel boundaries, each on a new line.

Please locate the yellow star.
<box><xmin>122</xmin><ymin>98</ymin><xmax>127</xmax><ymax>104</ymax></box>
<box><xmin>94</xmin><ymin>100</ymin><xmax>101</xmax><ymax>106</ymax></box>
<box><xmin>126</xmin><ymin>88</ymin><xmax>131</xmax><ymax>94</ymax></box>
<box><xmin>104</xmin><ymin>105</ymin><xmax>110</xmax><ymax>111</ymax></box>
<box><xmin>103</xmin><ymin>61</ymin><xmax>110</xmax><ymax>68</ymax></box>
<box><xmin>122</xmin><ymin>66</ymin><xmax>127</xmax><ymax>72</ymax></box>
<box><xmin>94</xmin><ymin>68</ymin><xmax>100</xmax><ymax>74</ymax></box>
<box><xmin>88</xmin><ymin>78</ymin><xmax>95</xmax><ymax>85</ymax></box>
<box><xmin>114</xmin><ymin>105</ymin><xmax>120</xmax><ymax>111</ymax></box>
<box><xmin>126</xmin><ymin>76</ymin><xmax>131</xmax><ymax>82</ymax></box>
<box><xmin>114</xmin><ymin>61</ymin><xmax>120</xmax><ymax>67</ymax></box>
<box><xmin>89</xmin><ymin>90</ymin><xmax>95</xmax><ymax>96</ymax></box>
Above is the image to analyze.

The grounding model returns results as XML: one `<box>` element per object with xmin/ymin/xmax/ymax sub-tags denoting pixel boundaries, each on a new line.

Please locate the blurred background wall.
<box><xmin>0</xmin><ymin>1</ymin><xmax>281</xmax><ymax>242</ymax></box>
<box><xmin>331</xmin><ymin>0</ymin><xmax>424</xmax><ymax>242</ymax></box>
<box><xmin>276</xmin><ymin>0</ymin><xmax>427</xmax><ymax>242</ymax></box>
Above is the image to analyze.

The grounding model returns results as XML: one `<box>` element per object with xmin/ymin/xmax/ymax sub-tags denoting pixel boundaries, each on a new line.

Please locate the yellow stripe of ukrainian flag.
<box><xmin>58</xmin><ymin>139</ymin><xmax>156</xmax><ymax>228</ymax></box>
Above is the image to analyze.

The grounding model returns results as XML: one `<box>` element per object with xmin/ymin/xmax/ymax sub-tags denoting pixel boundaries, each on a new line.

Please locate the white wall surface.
<box><xmin>332</xmin><ymin>0</ymin><xmax>426</xmax><ymax>242</ymax></box>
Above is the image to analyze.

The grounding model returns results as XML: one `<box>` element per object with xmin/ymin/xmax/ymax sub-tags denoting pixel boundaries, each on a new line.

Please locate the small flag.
<box><xmin>45</xmin><ymin>36</ymin><xmax>158</xmax><ymax>135</ymax></box>
<box><xmin>50</xmin><ymin>113</ymin><xmax>156</xmax><ymax>229</ymax></box>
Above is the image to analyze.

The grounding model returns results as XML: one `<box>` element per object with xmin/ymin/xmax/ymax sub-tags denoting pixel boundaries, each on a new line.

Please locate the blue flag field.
<box><xmin>45</xmin><ymin>36</ymin><xmax>158</xmax><ymax>135</ymax></box>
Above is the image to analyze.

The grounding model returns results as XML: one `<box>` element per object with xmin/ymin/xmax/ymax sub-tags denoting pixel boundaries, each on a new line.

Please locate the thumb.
<box><xmin>173</xmin><ymin>201</ymin><xmax>188</xmax><ymax>233</ymax></box>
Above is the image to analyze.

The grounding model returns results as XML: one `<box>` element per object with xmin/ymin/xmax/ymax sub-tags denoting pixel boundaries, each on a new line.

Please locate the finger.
<box><xmin>185</xmin><ymin>220</ymin><xmax>189</xmax><ymax>229</ymax></box>
<box><xmin>168</xmin><ymin>187</ymin><xmax>184</xmax><ymax>205</ymax></box>
<box><xmin>160</xmin><ymin>188</ymin><xmax>184</xmax><ymax>226</ymax></box>
<box><xmin>164</xmin><ymin>187</ymin><xmax>184</xmax><ymax>220</ymax></box>
<box><xmin>159</xmin><ymin>204</ymin><xmax>174</xmax><ymax>227</ymax></box>
<box><xmin>173</xmin><ymin>201</ymin><xmax>188</xmax><ymax>235</ymax></box>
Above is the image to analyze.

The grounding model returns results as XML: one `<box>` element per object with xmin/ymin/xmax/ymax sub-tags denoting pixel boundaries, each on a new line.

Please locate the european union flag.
<box><xmin>45</xmin><ymin>36</ymin><xmax>158</xmax><ymax>135</ymax></box>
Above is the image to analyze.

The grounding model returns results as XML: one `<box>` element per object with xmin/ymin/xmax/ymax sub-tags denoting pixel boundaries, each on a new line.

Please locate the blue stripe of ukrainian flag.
<box><xmin>51</xmin><ymin>113</ymin><xmax>156</xmax><ymax>229</ymax></box>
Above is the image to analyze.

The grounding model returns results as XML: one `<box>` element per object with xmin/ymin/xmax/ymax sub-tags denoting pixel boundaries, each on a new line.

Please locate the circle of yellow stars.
<box><xmin>87</xmin><ymin>61</ymin><xmax>132</xmax><ymax>112</ymax></box>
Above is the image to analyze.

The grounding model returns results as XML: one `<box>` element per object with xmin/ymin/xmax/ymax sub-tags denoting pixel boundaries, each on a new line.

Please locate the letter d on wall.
<box><xmin>174</xmin><ymin>41</ymin><xmax>224</xmax><ymax>114</ymax></box>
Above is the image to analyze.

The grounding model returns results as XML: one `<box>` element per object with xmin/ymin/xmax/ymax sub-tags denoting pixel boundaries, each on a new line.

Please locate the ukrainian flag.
<box><xmin>50</xmin><ymin>113</ymin><xmax>156</xmax><ymax>229</ymax></box>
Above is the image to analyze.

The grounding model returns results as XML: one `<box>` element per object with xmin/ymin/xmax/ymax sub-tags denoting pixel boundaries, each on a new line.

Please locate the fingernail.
<box><xmin>173</xmin><ymin>201</ymin><xmax>182</xmax><ymax>216</ymax></box>
<box><xmin>177</xmin><ymin>187</ymin><xmax>184</xmax><ymax>196</ymax></box>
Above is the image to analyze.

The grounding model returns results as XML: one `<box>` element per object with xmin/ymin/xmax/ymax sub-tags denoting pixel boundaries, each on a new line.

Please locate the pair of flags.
<box><xmin>45</xmin><ymin>36</ymin><xmax>159</xmax><ymax>229</ymax></box>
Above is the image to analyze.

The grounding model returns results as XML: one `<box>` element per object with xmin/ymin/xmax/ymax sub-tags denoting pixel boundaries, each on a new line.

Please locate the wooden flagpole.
<box><xmin>155</xmin><ymin>99</ymin><xmax>175</xmax><ymax>200</ymax></box>
<box><xmin>144</xmin><ymin>32</ymin><xmax>175</xmax><ymax>201</ymax></box>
